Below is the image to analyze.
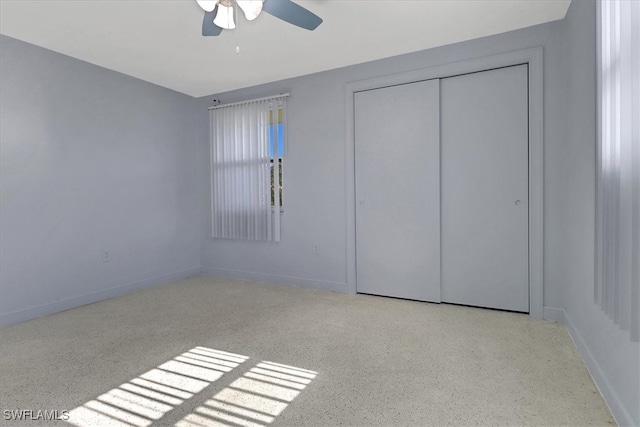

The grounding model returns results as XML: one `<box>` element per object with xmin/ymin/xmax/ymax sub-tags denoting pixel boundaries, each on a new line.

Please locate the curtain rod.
<box><xmin>208</xmin><ymin>93</ymin><xmax>290</xmax><ymax>110</ymax></box>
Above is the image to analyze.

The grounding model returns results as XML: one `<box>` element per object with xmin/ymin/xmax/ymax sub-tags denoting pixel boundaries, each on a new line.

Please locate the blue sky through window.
<box><xmin>269</xmin><ymin>123</ymin><xmax>284</xmax><ymax>157</ymax></box>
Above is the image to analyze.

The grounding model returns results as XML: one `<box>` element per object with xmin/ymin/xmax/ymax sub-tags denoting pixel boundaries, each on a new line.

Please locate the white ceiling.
<box><xmin>0</xmin><ymin>0</ymin><xmax>570</xmax><ymax>98</ymax></box>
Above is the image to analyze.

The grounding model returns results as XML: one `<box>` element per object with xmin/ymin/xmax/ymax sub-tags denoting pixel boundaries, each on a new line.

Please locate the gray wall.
<box><xmin>561</xmin><ymin>1</ymin><xmax>639</xmax><ymax>425</ymax></box>
<box><xmin>0</xmin><ymin>35</ymin><xmax>201</xmax><ymax>326</ymax></box>
<box><xmin>196</xmin><ymin>18</ymin><xmax>569</xmax><ymax>311</ymax></box>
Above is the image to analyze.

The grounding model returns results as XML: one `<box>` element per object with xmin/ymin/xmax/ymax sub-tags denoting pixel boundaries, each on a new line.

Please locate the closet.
<box><xmin>355</xmin><ymin>64</ymin><xmax>529</xmax><ymax>312</ymax></box>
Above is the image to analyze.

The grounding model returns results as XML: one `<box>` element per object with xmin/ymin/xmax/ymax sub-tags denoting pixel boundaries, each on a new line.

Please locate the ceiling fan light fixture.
<box><xmin>198</xmin><ymin>0</ymin><xmax>323</xmax><ymax>36</ymax></box>
<box><xmin>196</xmin><ymin>0</ymin><xmax>217</xmax><ymax>13</ymax></box>
<box><xmin>237</xmin><ymin>0</ymin><xmax>263</xmax><ymax>21</ymax></box>
<box><xmin>214</xmin><ymin>3</ymin><xmax>236</xmax><ymax>29</ymax></box>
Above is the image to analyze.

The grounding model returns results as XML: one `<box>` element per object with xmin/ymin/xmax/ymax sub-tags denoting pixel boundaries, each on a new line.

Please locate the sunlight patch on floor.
<box><xmin>175</xmin><ymin>361</ymin><xmax>317</xmax><ymax>427</ymax></box>
<box><xmin>66</xmin><ymin>347</ymin><xmax>248</xmax><ymax>427</ymax></box>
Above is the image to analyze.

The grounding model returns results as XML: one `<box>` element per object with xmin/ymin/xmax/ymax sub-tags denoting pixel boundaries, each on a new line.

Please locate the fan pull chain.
<box><xmin>235</xmin><ymin>1</ymin><xmax>240</xmax><ymax>54</ymax></box>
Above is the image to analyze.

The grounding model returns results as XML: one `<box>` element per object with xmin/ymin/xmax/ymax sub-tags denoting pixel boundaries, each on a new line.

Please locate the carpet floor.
<box><xmin>0</xmin><ymin>276</ymin><xmax>615</xmax><ymax>426</ymax></box>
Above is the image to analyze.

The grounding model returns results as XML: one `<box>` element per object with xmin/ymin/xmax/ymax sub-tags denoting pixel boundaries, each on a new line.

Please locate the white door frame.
<box><xmin>344</xmin><ymin>47</ymin><xmax>544</xmax><ymax>319</ymax></box>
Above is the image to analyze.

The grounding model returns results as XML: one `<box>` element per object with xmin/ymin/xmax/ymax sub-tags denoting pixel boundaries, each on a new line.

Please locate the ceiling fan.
<box><xmin>196</xmin><ymin>0</ymin><xmax>323</xmax><ymax>36</ymax></box>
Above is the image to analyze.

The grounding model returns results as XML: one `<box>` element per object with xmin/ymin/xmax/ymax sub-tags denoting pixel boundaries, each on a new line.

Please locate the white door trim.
<box><xmin>344</xmin><ymin>47</ymin><xmax>544</xmax><ymax>319</ymax></box>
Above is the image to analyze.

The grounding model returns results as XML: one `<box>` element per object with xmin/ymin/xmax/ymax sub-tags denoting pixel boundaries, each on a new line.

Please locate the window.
<box><xmin>595</xmin><ymin>0</ymin><xmax>639</xmax><ymax>341</ymax></box>
<box><xmin>269</xmin><ymin>107</ymin><xmax>284</xmax><ymax>209</ymax></box>
<box><xmin>210</xmin><ymin>94</ymin><xmax>287</xmax><ymax>242</ymax></box>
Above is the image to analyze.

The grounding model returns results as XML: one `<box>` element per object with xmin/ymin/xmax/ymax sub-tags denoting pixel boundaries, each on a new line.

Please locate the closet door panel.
<box><xmin>440</xmin><ymin>65</ymin><xmax>529</xmax><ymax>312</ymax></box>
<box><xmin>355</xmin><ymin>79</ymin><xmax>441</xmax><ymax>302</ymax></box>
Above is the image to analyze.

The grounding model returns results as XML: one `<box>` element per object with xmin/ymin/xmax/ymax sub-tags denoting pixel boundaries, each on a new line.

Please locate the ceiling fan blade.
<box><xmin>202</xmin><ymin>10</ymin><xmax>223</xmax><ymax>36</ymax></box>
<box><xmin>262</xmin><ymin>0</ymin><xmax>322</xmax><ymax>31</ymax></box>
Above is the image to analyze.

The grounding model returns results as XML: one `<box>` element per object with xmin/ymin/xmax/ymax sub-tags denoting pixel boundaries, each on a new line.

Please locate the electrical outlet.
<box><xmin>312</xmin><ymin>244</ymin><xmax>320</xmax><ymax>255</ymax></box>
<box><xmin>103</xmin><ymin>250</ymin><xmax>111</xmax><ymax>263</ymax></box>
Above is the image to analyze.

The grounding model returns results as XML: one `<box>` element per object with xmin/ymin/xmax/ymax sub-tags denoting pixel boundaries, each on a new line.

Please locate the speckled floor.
<box><xmin>0</xmin><ymin>276</ymin><xmax>615</xmax><ymax>427</ymax></box>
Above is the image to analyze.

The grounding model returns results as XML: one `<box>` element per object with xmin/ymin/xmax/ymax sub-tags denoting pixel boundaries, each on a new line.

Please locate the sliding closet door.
<box><xmin>440</xmin><ymin>65</ymin><xmax>529</xmax><ymax>312</ymax></box>
<box><xmin>355</xmin><ymin>80</ymin><xmax>441</xmax><ymax>302</ymax></box>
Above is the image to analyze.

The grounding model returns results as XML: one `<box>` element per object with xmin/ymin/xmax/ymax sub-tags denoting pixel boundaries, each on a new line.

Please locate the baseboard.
<box><xmin>0</xmin><ymin>267</ymin><xmax>201</xmax><ymax>327</ymax></box>
<box><xmin>543</xmin><ymin>307</ymin><xmax>565</xmax><ymax>322</ymax></box>
<box><xmin>200</xmin><ymin>266</ymin><xmax>348</xmax><ymax>293</ymax></box>
<box><xmin>564</xmin><ymin>310</ymin><xmax>636</xmax><ymax>427</ymax></box>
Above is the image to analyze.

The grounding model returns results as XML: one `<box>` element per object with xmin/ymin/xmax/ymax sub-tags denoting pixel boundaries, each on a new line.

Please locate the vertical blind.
<box><xmin>210</xmin><ymin>95</ymin><xmax>287</xmax><ymax>241</ymax></box>
<box><xmin>596</xmin><ymin>0</ymin><xmax>639</xmax><ymax>341</ymax></box>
